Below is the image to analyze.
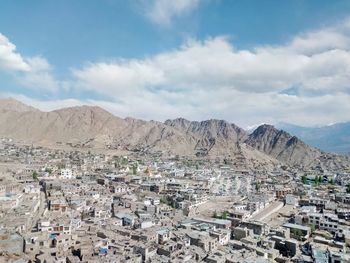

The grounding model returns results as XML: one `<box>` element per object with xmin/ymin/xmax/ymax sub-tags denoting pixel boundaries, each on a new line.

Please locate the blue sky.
<box><xmin>1</xmin><ymin>0</ymin><xmax>350</xmax><ymax>127</ymax></box>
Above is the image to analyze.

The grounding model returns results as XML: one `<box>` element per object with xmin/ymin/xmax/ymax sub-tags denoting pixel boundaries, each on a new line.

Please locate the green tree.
<box><xmin>309</xmin><ymin>224</ymin><xmax>316</xmax><ymax>233</ymax></box>
<box><xmin>122</xmin><ymin>157</ymin><xmax>128</xmax><ymax>165</ymax></box>
<box><xmin>291</xmin><ymin>228</ymin><xmax>303</xmax><ymax>240</ymax></box>
<box><xmin>329</xmin><ymin>178</ymin><xmax>335</xmax><ymax>185</ymax></box>
<box><xmin>58</xmin><ymin>163</ymin><xmax>65</xmax><ymax>169</ymax></box>
<box><xmin>80</xmin><ymin>211</ymin><xmax>85</xmax><ymax>221</ymax></box>
<box><xmin>314</xmin><ymin>176</ymin><xmax>321</xmax><ymax>186</ymax></box>
<box><xmin>221</xmin><ymin>211</ymin><xmax>228</xmax><ymax>220</ymax></box>
<box><xmin>160</xmin><ymin>196</ymin><xmax>167</xmax><ymax>204</ymax></box>
<box><xmin>160</xmin><ymin>195</ymin><xmax>174</xmax><ymax>208</ymax></box>
<box><xmin>346</xmin><ymin>184</ymin><xmax>350</xmax><ymax>193</ymax></box>
<box><xmin>302</xmin><ymin>175</ymin><xmax>307</xmax><ymax>184</ymax></box>
<box><xmin>213</xmin><ymin>210</ymin><xmax>218</xmax><ymax>218</ymax></box>
<box><xmin>32</xmin><ymin>171</ymin><xmax>38</xmax><ymax>180</ymax></box>
<box><xmin>255</xmin><ymin>181</ymin><xmax>261</xmax><ymax>192</ymax></box>
<box><xmin>132</xmin><ymin>163</ymin><xmax>138</xmax><ymax>175</ymax></box>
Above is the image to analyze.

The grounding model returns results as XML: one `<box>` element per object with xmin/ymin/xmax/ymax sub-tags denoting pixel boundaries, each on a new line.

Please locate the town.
<box><xmin>1</xmin><ymin>139</ymin><xmax>350</xmax><ymax>263</ymax></box>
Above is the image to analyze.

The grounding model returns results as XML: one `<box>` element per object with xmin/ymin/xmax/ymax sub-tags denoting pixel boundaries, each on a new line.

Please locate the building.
<box><xmin>60</xmin><ymin>169</ymin><xmax>73</xmax><ymax>179</ymax></box>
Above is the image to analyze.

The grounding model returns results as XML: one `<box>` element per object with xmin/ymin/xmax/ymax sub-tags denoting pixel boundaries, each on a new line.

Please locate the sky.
<box><xmin>1</xmin><ymin>0</ymin><xmax>350</xmax><ymax>128</ymax></box>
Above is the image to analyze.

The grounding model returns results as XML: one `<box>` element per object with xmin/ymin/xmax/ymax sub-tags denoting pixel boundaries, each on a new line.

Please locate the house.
<box><xmin>60</xmin><ymin>169</ymin><xmax>73</xmax><ymax>179</ymax></box>
<box><xmin>285</xmin><ymin>194</ymin><xmax>299</xmax><ymax>206</ymax></box>
<box><xmin>0</xmin><ymin>230</ymin><xmax>24</xmax><ymax>255</ymax></box>
<box><xmin>157</xmin><ymin>229</ymin><xmax>171</xmax><ymax>244</ymax></box>
<box><xmin>133</xmin><ymin>242</ymin><xmax>157</xmax><ymax>262</ymax></box>
<box><xmin>187</xmin><ymin>231</ymin><xmax>218</xmax><ymax>252</ymax></box>
<box><xmin>116</xmin><ymin>212</ymin><xmax>136</xmax><ymax>226</ymax></box>
<box><xmin>192</xmin><ymin>217</ymin><xmax>231</xmax><ymax>229</ymax></box>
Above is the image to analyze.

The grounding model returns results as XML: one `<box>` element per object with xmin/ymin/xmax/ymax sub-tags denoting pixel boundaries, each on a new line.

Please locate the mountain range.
<box><xmin>276</xmin><ymin>122</ymin><xmax>350</xmax><ymax>155</ymax></box>
<box><xmin>0</xmin><ymin>98</ymin><xmax>349</xmax><ymax>170</ymax></box>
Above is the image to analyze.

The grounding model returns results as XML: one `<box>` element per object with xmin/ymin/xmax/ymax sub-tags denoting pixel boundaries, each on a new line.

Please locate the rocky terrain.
<box><xmin>0</xmin><ymin>98</ymin><xmax>348</xmax><ymax>169</ymax></box>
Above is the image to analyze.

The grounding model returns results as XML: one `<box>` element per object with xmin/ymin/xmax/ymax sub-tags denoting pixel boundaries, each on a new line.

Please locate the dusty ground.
<box><xmin>251</xmin><ymin>201</ymin><xmax>284</xmax><ymax>221</ymax></box>
<box><xmin>262</xmin><ymin>204</ymin><xmax>297</xmax><ymax>227</ymax></box>
<box><xmin>194</xmin><ymin>196</ymin><xmax>241</xmax><ymax>217</ymax></box>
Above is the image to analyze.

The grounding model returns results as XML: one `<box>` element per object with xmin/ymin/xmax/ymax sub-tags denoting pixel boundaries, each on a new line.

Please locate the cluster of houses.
<box><xmin>0</xmin><ymin>141</ymin><xmax>350</xmax><ymax>262</ymax></box>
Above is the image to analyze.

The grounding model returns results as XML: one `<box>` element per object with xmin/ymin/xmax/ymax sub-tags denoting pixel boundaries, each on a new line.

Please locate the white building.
<box><xmin>285</xmin><ymin>194</ymin><xmax>298</xmax><ymax>206</ymax></box>
<box><xmin>59</xmin><ymin>169</ymin><xmax>73</xmax><ymax>179</ymax></box>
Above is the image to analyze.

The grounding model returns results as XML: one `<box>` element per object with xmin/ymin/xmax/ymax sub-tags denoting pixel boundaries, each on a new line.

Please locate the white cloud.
<box><xmin>143</xmin><ymin>0</ymin><xmax>200</xmax><ymax>26</ymax></box>
<box><xmin>69</xmin><ymin>21</ymin><xmax>350</xmax><ymax>126</ymax></box>
<box><xmin>0</xmin><ymin>33</ymin><xmax>59</xmax><ymax>92</ymax></box>
<box><xmin>0</xmin><ymin>92</ymin><xmax>87</xmax><ymax>112</ymax></box>
<box><xmin>72</xmin><ymin>33</ymin><xmax>350</xmax><ymax>97</ymax></box>
<box><xmin>0</xmin><ymin>33</ymin><xmax>30</xmax><ymax>71</ymax></box>
<box><xmin>2</xmin><ymin>20</ymin><xmax>350</xmax><ymax>127</ymax></box>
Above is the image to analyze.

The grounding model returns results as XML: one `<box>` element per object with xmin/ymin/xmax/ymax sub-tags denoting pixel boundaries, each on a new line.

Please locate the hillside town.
<box><xmin>1</xmin><ymin>140</ymin><xmax>350</xmax><ymax>263</ymax></box>
<box><xmin>3</xmin><ymin>0</ymin><xmax>350</xmax><ymax>262</ymax></box>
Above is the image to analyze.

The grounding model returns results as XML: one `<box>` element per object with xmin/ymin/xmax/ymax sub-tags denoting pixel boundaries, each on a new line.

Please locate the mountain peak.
<box><xmin>0</xmin><ymin>98</ymin><xmax>39</xmax><ymax>113</ymax></box>
<box><xmin>0</xmin><ymin>98</ymin><xmax>347</xmax><ymax>169</ymax></box>
<box><xmin>246</xmin><ymin>124</ymin><xmax>319</xmax><ymax>166</ymax></box>
<box><xmin>254</xmin><ymin>124</ymin><xmax>276</xmax><ymax>131</ymax></box>
<box><xmin>54</xmin><ymin>104</ymin><xmax>107</xmax><ymax>113</ymax></box>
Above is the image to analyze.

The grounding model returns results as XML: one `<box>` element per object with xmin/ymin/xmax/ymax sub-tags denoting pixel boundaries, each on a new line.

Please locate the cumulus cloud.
<box><xmin>0</xmin><ymin>33</ymin><xmax>59</xmax><ymax>92</ymax></box>
<box><xmin>0</xmin><ymin>33</ymin><xmax>30</xmax><ymax>71</ymax></box>
<box><xmin>0</xmin><ymin>92</ymin><xmax>87</xmax><ymax>112</ymax></box>
<box><xmin>2</xmin><ymin>20</ymin><xmax>350</xmax><ymax>127</ymax></box>
<box><xmin>72</xmin><ymin>33</ymin><xmax>350</xmax><ymax>97</ymax></box>
<box><xmin>143</xmin><ymin>0</ymin><xmax>200</xmax><ymax>26</ymax></box>
<box><xmin>69</xmin><ymin>21</ymin><xmax>350</xmax><ymax>126</ymax></box>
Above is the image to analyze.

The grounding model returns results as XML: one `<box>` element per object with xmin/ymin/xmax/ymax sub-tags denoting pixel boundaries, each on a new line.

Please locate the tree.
<box><xmin>329</xmin><ymin>178</ymin><xmax>335</xmax><ymax>185</ymax></box>
<box><xmin>58</xmin><ymin>163</ymin><xmax>65</xmax><ymax>169</ymax></box>
<box><xmin>213</xmin><ymin>210</ymin><xmax>218</xmax><ymax>218</ymax></box>
<box><xmin>309</xmin><ymin>224</ymin><xmax>316</xmax><ymax>233</ymax></box>
<box><xmin>80</xmin><ymin>211</ymin><xmax>85</xmax><ymax>221</ymax></box>
<box><xmin>132</xmin><ymin>163</ymin><xmax>138</xmax><ymax>175</ymax></box>
<box><xmin>221</xmin><ymin>211</ymin><xmax>228</xmax><ymax>220</ymax></box>
<box><xmin>32</xmin><ymin>171</ymin><xmax>38</xmax><ymax>180</ymax></box>
<box><xmin>291</xmin><ymin>228</ymin><xmax>303</xmax><ymax>240</ymax></box>
<box><xmin>302</xmin><ymin>175</ymin><xmax>307</xmax><ymax>184</ymax></box>
<box><xmin>255</xmin><ymin>181</ymin><xmax>261</xmax><ymax>192</ymax></box>
<box><xmin>160</xmin><ymin>195</ymin><xmax>174</xmax><ymax>208</ymax></box>
<box><xmin>160</xmin><ymin>196</ymin><xmax>168</xmax><ymax>204</ymax></box>
<box><xmin>346</xmin><ymin>184</ymin><xmax>350</xmax><ymax>193</ymax></box>
<box><xmin>314</xmin><ymin>176</ymin><xmax>322</xmax><ymax>186</ymax></box>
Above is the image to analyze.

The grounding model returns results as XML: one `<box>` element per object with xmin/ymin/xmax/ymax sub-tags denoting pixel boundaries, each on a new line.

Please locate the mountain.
<box><xmin>0</xmin><ymin>98</ymin><xmax>348</xmax><ymax>169</ymax></box>
<box><xmin>246</xmin><ymin>124</ymin><xmax>318</xmax><ymax>166</ymax></box>
<box><xmin>0</xmin><ymin>98</ymin><xmax>39</xmax><ymax>112</ymax></box>
<box><xmin>276</xmin><ymin>122</ymin><xmax>350</xmax><ymax>154</ymax></box>
<box><xmin>165</xmin><ymin>118</ymin><xmax>248</xmax><ymax>156</ymax></box>
<box><xmin>245</xmin><ymin>124</ymin><xmax>349</xmax><ymax>169</ymax></box>
<box><xmin>0</xmin><ymin>102</ymin><xmax>127</xmax><ymax>146</ymax></box>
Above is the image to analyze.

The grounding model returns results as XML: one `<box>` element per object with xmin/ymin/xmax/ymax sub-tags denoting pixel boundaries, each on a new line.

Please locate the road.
<box><xmin>250</xmin><ymin>201</ymin><xmax>284</xmax><ymax>221</ymax></box>
<box><xmin>29</xmin><ymin>190</ymin><xmax>47</xmax><ymax>231</ymax></box>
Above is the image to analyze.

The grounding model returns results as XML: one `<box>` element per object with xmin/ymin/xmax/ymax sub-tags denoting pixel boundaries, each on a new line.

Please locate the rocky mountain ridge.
<box><xmin>277</xmin><ymin>122</ymin><xmax>350</xmax><ymax>154</ymax></box>
<box><xmin>0</xmin><ymin>98</ymin><xmax>348</xmax><ymax>169</ymax></box>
